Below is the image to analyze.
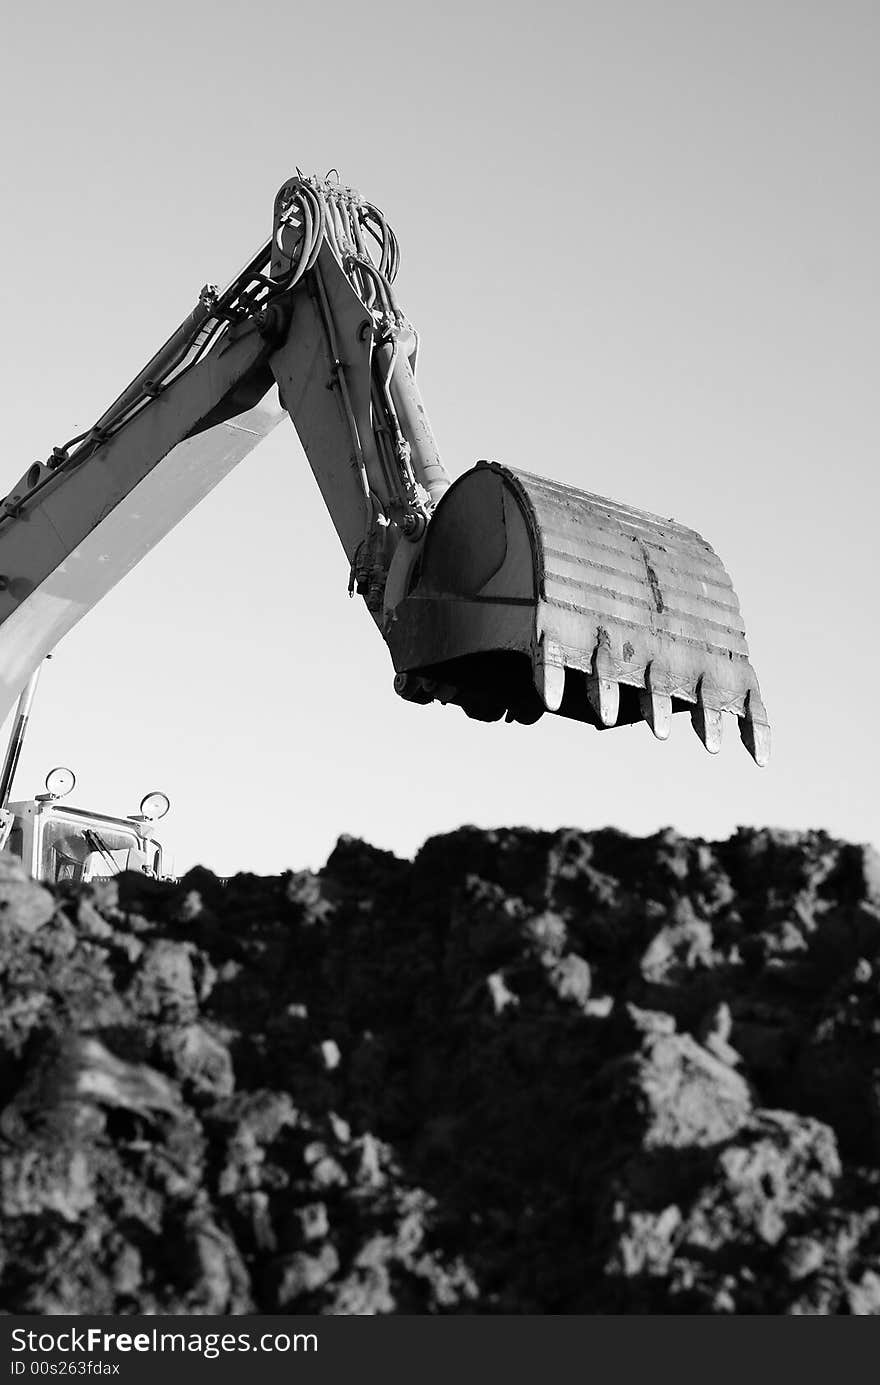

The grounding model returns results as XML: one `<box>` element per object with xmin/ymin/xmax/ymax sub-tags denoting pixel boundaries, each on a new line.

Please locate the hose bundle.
<box><xmin>275</xmin><ymin>174</ymin><xmax>402</xmax><ymax>322</ymax></box>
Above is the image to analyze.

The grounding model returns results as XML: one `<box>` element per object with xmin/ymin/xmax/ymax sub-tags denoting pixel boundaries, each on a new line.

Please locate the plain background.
<box><xmin>1</xmin><ymin>1</ymin><xmax>877</xmax><ymax>875</ymax></box>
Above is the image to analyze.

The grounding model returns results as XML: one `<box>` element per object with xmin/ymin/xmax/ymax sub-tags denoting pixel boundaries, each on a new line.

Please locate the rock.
<box><xmin>847</xmin><ymin>1270</ymin><xmax>880</xmax><ymax>1315</ymax></box>
<box><xmin>1</xmin><ymin>1145</ymin><xmax>95</xmax><ymax>1223</ymax></box>
<box><xmin>110</xmin><ymin>1243</ymin><xmax>143</xmax><ymax>1296</ymax></box>
<box><xmin>606</xmin><ymin>1111</ymin><xmax>842</xmax><ymax>1310</ymax></box>
<box><xmin>285</xmin><ymin>870</ymin><xmax>336</xmax><ymax>925</ymax></box>
<box><xmin>0</xmin><ymin>852</ymin><xmax>54</xmax><ymax>934</ymax></box>
<box><xmin>709</xmin><ymin>1111</ymin><xmax>841</xmax><ymax>1243</ymax></box>
<box><xmin>276</xmin><ymin>1244</ymin><xmax>340</xmax><ymax>1305</ymax></box>
<box><xmin>610</xmin><ymin>1033</ymin><xmax>752</xmax><ymax>1150</ymax></box>
<box><xmin>130</xmin><ymin>940</ymin><xmax>199</xmax><ymax>1022</ymax></box>
<box><xmin>486</xmin><ymin>971</ymin><xmax>519</xmax><ymax>1014</ymax></box>
<box><xmin>640</xmin><ymin>900</ymin><xmax>716</xmax><ymax>985</ymax></box>
<box><xmin>549</xmin><ymin>954</ymin><xmax>592</xmax><ymax>1007</ymax></box>
<box><xmin>624</xmin><ymin>1004</ymin><xmax>676</xmax><ymax>1038</ymax></box>
<box><xmin>523</xmin><ymin>910</ymin><xmax>568</xmax><ymax>961</ymax></box>
<box><xmin>74</xmin><ymin>1038</ymin><xmax>182</xmax><ymax>1115</ymax></box>
<box><xmin>180</xmin><ymin>1212</ymin><xmax>252</xmax><ymax>1314</ymax></box>
<box><xmin>297</xmin><ymin>1202</ymin><xmax>330</xmax><ymax>1242</ymax></box>
<box><xmin>699</xmin><ymin>1003</ymin><xmax>741</xmax><ymax>1067</ymax></box>
<box><xmin>0</xmin><ymin>825</ymin><xmax>878</xmax><ymax>1314</ymax></box>
<box><xmin>782</xmin><ymin>1236</ymin><xmax>826</xmax><ymax>1281</ymax></box>
<box><xmin>312</xmin><ymin>1155</ymin><xmax>348</xmax><ymax>1189</ymax></box>
<box><xmin>163</xmin><ymin>1024</ymin><xmax>234</xmax><ymax>1099</ymax></box>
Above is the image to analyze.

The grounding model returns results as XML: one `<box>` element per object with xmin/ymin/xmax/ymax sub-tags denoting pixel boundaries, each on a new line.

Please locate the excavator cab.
<box><xmin>0</xmin><ymin>666</ymin><xmax>171</xmax><ymax>884</ymax></box>
<box><xmin>4</xmin><ymin>798</ymin><xmax>165</xmax><ymax>884</ymax></box>
<box><xmin>0</xmin><ymin>729</ymin><xmax>170</xmax><ymax>883</ymax></box>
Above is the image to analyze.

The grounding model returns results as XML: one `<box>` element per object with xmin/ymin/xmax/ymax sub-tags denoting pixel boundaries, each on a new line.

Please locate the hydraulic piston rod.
<box><xmin>0</xmin><ymin>661</ymin><xmax>45</xmax><ymax>808</ymax></box>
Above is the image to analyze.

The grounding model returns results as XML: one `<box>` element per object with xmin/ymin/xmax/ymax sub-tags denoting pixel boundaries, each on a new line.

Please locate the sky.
<box><xmin>1</xmin><ymin>1</ymin><xmax>878</xmax><ymax>876</ymax></box>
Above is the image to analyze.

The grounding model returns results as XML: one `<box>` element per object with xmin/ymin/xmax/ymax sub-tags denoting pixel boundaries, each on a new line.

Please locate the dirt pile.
<box><xmin>1</xmin><ymin>825</ymin><xmax>880</xmax><ymax>1314</ymax></box>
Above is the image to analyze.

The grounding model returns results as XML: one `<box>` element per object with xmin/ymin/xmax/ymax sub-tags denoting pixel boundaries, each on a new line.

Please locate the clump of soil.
<box><xmin>1</xmin><ymin>826</ymin><xmax>880</xmax><ymax>1314</ymax></box>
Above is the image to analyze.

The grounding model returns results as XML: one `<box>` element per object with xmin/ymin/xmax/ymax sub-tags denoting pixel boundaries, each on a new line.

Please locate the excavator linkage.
<box><xmin>5</xmin><ymin>168</ymin><xmax>768</xmax><ymax>775</ymax></box>
<box><xmin>387</xmin><ymin>462</ymin><xmax>770</xmax><ymax>764</ymax></box>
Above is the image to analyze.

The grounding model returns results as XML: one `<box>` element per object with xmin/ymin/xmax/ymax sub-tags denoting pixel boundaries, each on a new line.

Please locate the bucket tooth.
<box><xmin>639</xmin><ymin>662</ymin><xmax>673</xmax><ymax>740</ymax></box>
<box><xmin>586</xmin><ymin>645</ymin><xmax>619</xmax><ymax>728</ymax></box>
<box><xmin>691</xmin><ymin>677</ymin><xmax>723</xmax><ymax>754</ymax></box>
<box><xmin>533</xmin><ymin>640</ymin><xmax>565</xmax><ymax>712</ymax></box>
<box><xmin>739</xmin><ymin>690</ymin><xmax>771</xmax><ymax>767</ymax></box>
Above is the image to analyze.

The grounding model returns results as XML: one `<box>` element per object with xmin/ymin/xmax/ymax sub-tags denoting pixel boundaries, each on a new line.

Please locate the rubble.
<box><xmin>1</xmin><ymin>825</ymin><xmax>879</xmax><ymax>1313</ymax></box>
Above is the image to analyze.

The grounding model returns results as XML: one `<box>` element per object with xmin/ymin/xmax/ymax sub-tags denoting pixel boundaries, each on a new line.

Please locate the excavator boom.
<box><xmin>0</xmin><ymin>171</ymin><xmax>769</xmax><ymax>765</ymax></box>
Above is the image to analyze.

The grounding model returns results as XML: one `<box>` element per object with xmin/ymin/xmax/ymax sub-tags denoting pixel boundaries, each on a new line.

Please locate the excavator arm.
<box><xmin>0</xmin><ymin>173</ymin><xmax>769</xmax><ymax>764</ymax></box>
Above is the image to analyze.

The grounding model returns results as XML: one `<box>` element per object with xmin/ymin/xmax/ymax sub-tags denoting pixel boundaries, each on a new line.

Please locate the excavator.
<box><xmin>0</xmin><ymin>171</ymin><xmax>770</xmax><ymax>883</ymax></box>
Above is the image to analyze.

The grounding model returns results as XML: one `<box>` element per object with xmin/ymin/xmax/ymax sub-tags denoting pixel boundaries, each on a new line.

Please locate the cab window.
<box><xmin>40</xmin><ymin>818</ymin><xmax>140</xmax><ymax>883</ymax></box>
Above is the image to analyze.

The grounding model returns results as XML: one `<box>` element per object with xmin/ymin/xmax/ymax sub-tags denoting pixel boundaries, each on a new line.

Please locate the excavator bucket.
<box><xmin>387</xmin><ymin>462</ymin><xmax>770</xmax><ymax>764</ymax></box>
